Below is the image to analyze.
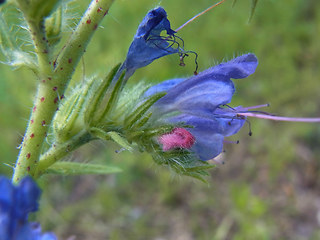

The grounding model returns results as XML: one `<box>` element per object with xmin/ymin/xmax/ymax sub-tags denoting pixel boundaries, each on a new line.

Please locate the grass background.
<box><xmin>1</xmin><ymin>0</ymin><xmax>320</xmax><ymax>239</ymax></box>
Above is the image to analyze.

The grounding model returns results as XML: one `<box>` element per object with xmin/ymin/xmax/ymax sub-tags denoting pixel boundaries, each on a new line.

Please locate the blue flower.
<box><xmin>123</xmin><ymin>7</ymin><xmax>180</xmax><ymax>77</ymax></box>
<box><xmin>146</xmin><ymin>53</ymin><xmax>258</xmax><ymax>161</ymax></box>
<box><xmin>0</xmin><ymin>176</ymin><xmax>57</xmax><ymax>240</ymax></box>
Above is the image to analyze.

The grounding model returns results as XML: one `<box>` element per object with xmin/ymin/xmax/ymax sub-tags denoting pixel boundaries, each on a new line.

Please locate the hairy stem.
<box><xmin>12</xmin><ymin>15</ymin><xmax>54</xmax><ymax>182</ymax></box>
<box><xmin>34</xmin><ymin>131</ymin><xmax>92</xmax><ymax>178</ymax></box>
<box><xmin>13</xmin><ymin>0</ymin><xmax>115</xmax><ymax>183</ymax></box>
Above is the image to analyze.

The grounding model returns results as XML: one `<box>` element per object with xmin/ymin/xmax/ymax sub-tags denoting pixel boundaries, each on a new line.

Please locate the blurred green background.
<box><xmin>1</xmin><ymin>0</ymin><xmax>320</xmax><ymax>239</ymax></box>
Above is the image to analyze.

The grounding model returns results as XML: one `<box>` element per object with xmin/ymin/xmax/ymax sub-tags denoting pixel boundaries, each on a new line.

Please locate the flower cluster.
<box><xmin>46</xmin><ymin>7</ymin><xmax>262</xmax><ymax>181</ymax></box>
<box><xmin>0</xmin><ymin>176</ymin><xmax>56</xmax><ymax>240</ymax></box>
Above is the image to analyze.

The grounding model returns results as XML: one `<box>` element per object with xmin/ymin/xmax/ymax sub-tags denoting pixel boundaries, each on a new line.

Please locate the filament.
<box><xmin>175</xmin><ymin>0</ymin><xmax>228</xmax><ymax>32</ymax></box>
<box><xmin>238</xmin><ymin>112</ymin><xmax>320</xmax><ymax>123</ymax></box>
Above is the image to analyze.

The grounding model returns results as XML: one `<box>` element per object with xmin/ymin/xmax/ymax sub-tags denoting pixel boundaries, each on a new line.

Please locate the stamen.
<box><xmin>238</xmin><ymin>112</ymin><xmax>320</xmax><ymax>123</ymax></box>
<box><xmin>150</xmin><ymin>34</ymin><xmax>199</xmax><ymax>74</ymax></box>
<box><xmin>224</xmin><ymin>140</ymin><xmax>240</xmax><ymax>144</ymax></box>
<box><xmin>241</xmin><ymin>103</ymin><xmax>270</xmax><ymax>111</ymax></box>
<box><xmin>246</xmin><ymin>119</ymin><xmax>253</xmax><ymax>136</ymax></box>
<box><xmin>115</xmin><ymin>148</ymin><xmax>125</xmax><ymax>153</ymax></box>
<box><xmin>175</xmin><ymin>0</ymin><xmax>228</xmax><ymax>32</ymax></box>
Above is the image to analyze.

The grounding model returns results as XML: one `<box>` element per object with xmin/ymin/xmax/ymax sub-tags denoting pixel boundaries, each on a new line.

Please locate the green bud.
<box><xmin>53</xmin><ymin>90</ymin><xmax>84</xmax><ymax>142</ymax></box>
<box><xmin>53</xmin><ymin>77</ymin><xmax>97</xmax><ymax>142</ymax></box>
<box><xmin>16</xmin><ymin>0</ymin><xmax>61</xmax><ymax>21</ymax></box>
<box><xmin>45</xmin><ymin>6</ymin><xmax>62</xmax><ymax>46</ymax></box>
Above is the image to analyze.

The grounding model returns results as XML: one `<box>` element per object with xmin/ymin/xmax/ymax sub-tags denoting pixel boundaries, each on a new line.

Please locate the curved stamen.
<box><xmin>238</xmin><ymin>112</ymin><xmax>320</xmax><ymax>123</ymax></box>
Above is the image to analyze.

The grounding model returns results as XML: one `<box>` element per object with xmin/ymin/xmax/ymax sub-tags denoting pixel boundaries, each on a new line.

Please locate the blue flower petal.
<box><xmin>191</xmin><ymin>133</ymin><xmax>224</xmax><ymax>161</ymax></box>
<box><xmin>167</xmin><ymin>113</ymin><xmax>245</xmax><ymax>160</ymax></box>
<box><xmin>0</xmin><ymin>177</ymin><xmax>13</xmax><ymax>207</ymax></box>
<box><xmin>0</xmin><ymin>176</ymin><xmax>57</xmax><ymax>240</ymax></box>
<box><xmin>153</xmin><ymin>73</ymin><xmax>234</xmax><ymax>116</ymax></box>
<box><xmin>143</xmin><ymin>78</ymin><xmax>185</xmax><ymax>97</ymax></box>
<box><xmin>124</xmin><ymin>7</ymin><xmax>179</xmax><ymax>76</ymax></box>
<box><xmin>15</xmin><ymin>177</ymin><xmax>41</xmax><ymax>221</ymax></box>
<box><xmin>213</xmin><ymin>53</ymin><xmax>258</xmax><ymax>79</ymax></box>
<box><xmin>152</xmin><ymin>54</ymin><xmax>258</xmax><ymax>115</ymax></box>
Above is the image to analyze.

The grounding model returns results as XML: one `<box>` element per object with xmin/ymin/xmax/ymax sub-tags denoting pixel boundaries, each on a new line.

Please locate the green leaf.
<box><xmin>46</xmin><ymin>162</ymin><xmax>122</xmax><ymax>175</ymax></box>
<box><xmin>249</xmin><ymin>0</ymin><xmax>259</xmax><ymax>22</ymax></box>
<box><xmin>232</xmin><ymin>0</ymin><xmax>237</xmax><ymax>8</ymax></box>
<box><xmin>0</xmin><ymin>10</ymin><xmax>37</xmax><ymax>69</ymax></box>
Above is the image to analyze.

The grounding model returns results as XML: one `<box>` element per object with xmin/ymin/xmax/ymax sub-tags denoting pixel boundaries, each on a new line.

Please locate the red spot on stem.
<box><xmin>68</xmin><ymin>58</ymin><xmax>72</xmax><ymax>63</ymax></box>
<box><xmin>41</xmin><ymin>120</ymin><xmax>46</xmax><ymax>126</ymax></box>
<box><xmin>86</xmin><ymin>19</ymin><xmax>91</xmax><ymax>24</ymax></box>
<box><xmin>40</xmin><ymin>97</ymin><xmax>45</xmax><ymax>102</ymax></box>
<box><xmin>31</xmin><ymin>119</ymin><xmax>34</xmax><ymax>124</ymax></box>
<box><xmin>53</xmin><ymin>86</ymin><xmax>58</xmax><ymax>91</ymax></box>
<box><xmin>27</xmin><ymin>166</ymin><xmax>30</xmax><ymax>172</ymax></box>
<box><xmin>26</xmin><ymin>153</ymin><xmax>31</xmax><ymax>159</ymax></box>
<box><xmin>30</xmin><ymin>133</ymin><xmax>35</xmax><ymax>138</ymax></box>
<box><xmin>48</xmin><ymin>77</ymin><xmax>52</xmax><ymax>81</ymax></box>
<box><xmin>54</xmin><ymin>97</ymin><xmax>59</xmax><ymax>104</ymax></box>
<box><xmin>33</xmin><ymin>106</ymin><xmax>37</xmax><ymax>112</ymax></box>
<box><xmin>93</xmin><ymin>24</ymin><xmax>98</xmax><ymax>30</ymax></box>
<box><xmin>97</xmin><ymin>7</ymin><xmax>102</xmax><ymax>13</ymax></box>
<box><xmin>104</xmin><ymin>10</ymin><xmax>109</xmax><ymax>16</ymax></box>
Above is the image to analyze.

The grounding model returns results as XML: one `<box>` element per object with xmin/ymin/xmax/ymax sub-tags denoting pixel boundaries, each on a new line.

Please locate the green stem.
<box><xmin>12</xmin><ymin>16</ymin><xmax>54</xmax><ymax>183</ymax></box>
<box><xmin>34</xmin><ymin>131</ymin><xmax>92</xmax><ymax>178</ymax></box>
<box><xmin>54</xmin><ymin>0</ymin><xmax>114</xmax><ymax>82</ymax></box>
<box><xmin>13</xmin><ymin>0</ymin><xmax>115</xmax><ymax>183</ymax></box>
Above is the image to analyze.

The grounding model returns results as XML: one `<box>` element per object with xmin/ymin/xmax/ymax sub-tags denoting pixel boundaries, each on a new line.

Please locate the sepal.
<box><xmin>124</xmin><ymin>92</ymin><xmax>166</xmax><ymax>129</ymax></box>
<box><xmin>151</xmin><ymin>149</ymin><xmax>215</xmax><ymax>183</ymax></box>
<box><xmin>90</xmin><ymin>128</ymin><xmax>134</xmax><ymax>152</ymax></box>
<box><xmin>84</xmin><ymin>63</ymin><xmax>121</xmax><ymax>125</ymax></box>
